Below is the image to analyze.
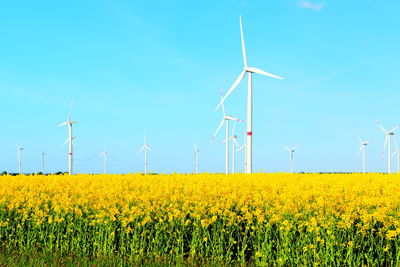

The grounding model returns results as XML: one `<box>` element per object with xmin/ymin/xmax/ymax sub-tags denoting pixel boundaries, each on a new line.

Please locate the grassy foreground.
<box><xmin>0</xmin><ymin>173</ymin><xmax>400</xmax><ymax>265</ymax></box>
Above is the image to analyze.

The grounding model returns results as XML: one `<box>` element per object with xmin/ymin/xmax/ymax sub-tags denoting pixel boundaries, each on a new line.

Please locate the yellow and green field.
<box><xmin>1</xmin><ymin>173</ymin><xmax>400</xmax><ymax>265</ymax></box>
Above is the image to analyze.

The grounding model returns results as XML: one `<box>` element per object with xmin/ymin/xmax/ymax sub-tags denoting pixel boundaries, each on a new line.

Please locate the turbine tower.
<box><xmin>356</xmin><ymin>134</ymin><xmax>371</xmax><ymax>174</ymax></box>
<box><xmin>59</xmin><ymin>101</ymin><xmax>77</xmax><ymax>175</ymax></box>
<box><xmin>193</xmin><ymin>145</ymin><xmax>200</xmax><ymax>174</ymax></box>
<box><xmin>391</xmin><ymin>138</ymin><xmax>400</xmax><ymax>173</ymax></box>
<box><xmin>217</xmin><ymin>16</ymin><xmax>284</xmax><ymax>174</ymax></box>
<box><xmin>100</xmin><ymin>151</ymin><xmax>108</xmax><ymax>174</ymax></box>
<box><xmin>237</xmin><ymin>132</ymin><xmax>247</xmax><ymax>173</ymax></box>
<box><xmin>212</xmin><ymin>90</ymin><xmax>242</xmax><ymax>174</ymax></box>
<box><xmin>17</xmin><ymin>145</ymin><xmax>23</xmax><ymax>174</ymax></box>
<box><xmin>282</xmin><ymin>144</ymin><xmax>299</xmax><ymax>173</ymax></box>
<box><xmin>377</xmin><ymin>121</ymin><xmax>400</xmax><ymax>174</ymax></box>
<box><xmin>138</xmin><ymin>133</ymin><xmax>151</xmax><ymax>175</ymax></box>
<box><xmin>41</xmin><ymin>152</ymin><xmax>45</xmax><ymax>174</ymax></box>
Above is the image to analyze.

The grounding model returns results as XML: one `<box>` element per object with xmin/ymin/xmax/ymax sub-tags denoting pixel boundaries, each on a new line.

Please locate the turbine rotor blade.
<box><xmin>383</xmin><ymin>135</ymin><xmax>389</xmax><ymax>153</ymax></box>
<box><xmin>356</xmin><ymin>145</ymin><xmax>363</xmax><ymax>158</ymax></box>
<box><xmin>357</xmin><ymin>134</ymin><xmax>362</xmax><ymax>144</ymax></box>
<box><xmin>239</xmin><ymin>15</ymin><xmax>248</xmax><ymax>68</ymax></box>
<box><xmin>246</xmin><ymin>67</ymin><xmax>283</xmax><ymax>80</ymax></box>
<box><xmin>231</xmin><ymin>118</ymin><xmax>238</xmax><ymax>136</ymax></box>
<box><xmin>233</xmin><ymin>138</ymin><xmax>240</xmax><ymax>147</ymax></box>
<box><xmin>225</xmin><ymin>116</ymin><xmax>243</xmax><ymax>122</ymax></box>
<box><xmin>219</xmin><ymin>88</ymin><xmax>226</xmax><ymax>117</ymax></box>
<box><xmin>68</xmin><ymin>97</ymin><xmax>74</xmax><ymax>119</ymax></box>
<box><xmin>63</xmin><ymin>137</ymin><xmax>70</xmax><ymax>145</ymax></box>
<box><xmin>376</xmin><ymin>121</ymin><xmax>388</xmax><ymax>134</ymax></box>
<box><xmin>389</xmin><ymin>125</ymin><xmax>400</xmax><ymax>133</ymax></box>
<box><xmin>216</xmin><ymin>70</ymin><xmax>246</xmax><ymax>111</ymax></box>
<box><xmin>293</xmin><ymin>144</ymin><xmax>300</xmax><ymax>150</ymax></box>
<box><xmin>211</xmin><ymin>119</ymin><xmax>225</xmax><ymax>142</ymax></box>
<box><xmin>137</xmin><ymin>146</ymin><xmax>145</xmax><ymax>155</ymax></box>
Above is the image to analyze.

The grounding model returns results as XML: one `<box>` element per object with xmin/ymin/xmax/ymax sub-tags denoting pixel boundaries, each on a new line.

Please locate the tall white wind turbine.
<box><xmin>17</xmin><ymin>145</ymin><xmax>23</xmax><ymax>174</ymax></box>
<box><xmin>356</xmin><ymin>134</ymin><xmax>371</xmax><ymax>174</ymax></box>
<box><xmin>138</xmin><ymin>133</ymin><xmax>151</xmax><ymax>175</ymax></box>
<box><xmin>282</xmin><ymin>144</ymin><xmax>299</xmax><ymax>173</ymax></box>
<box><xmin>212</xmin><ymin>90</ymin><xmax>242</xmax><ymax>174</ymax></box>
<box><xmin>216</xmin><ymin>16</ymin><xmax>284</xmax><ymax>174</ymax></box>
<box><xmin>59</xmin><ymin>105</ymin><xmax>77</xmax><ymax>175</ymax></box>
<box><xmin>193</xmin><ymin>145</ymin><xmax>200</xmax><ymax>174</ymax></box>
<box><xmin>377</xmin><ymin>121</ymin><xmax>400</xmax><ymax>174</ymax></box>
<box><xmin>391</xmin><ymin>138</ymin><xmax>400</xmax><ymax>173</ymax></box>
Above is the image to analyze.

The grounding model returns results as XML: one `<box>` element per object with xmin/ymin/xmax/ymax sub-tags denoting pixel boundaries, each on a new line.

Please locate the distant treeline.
<box><xmin>0</xmin><ymin>171</ymin><xmax>67</xmax><ymax>176</ymax></box>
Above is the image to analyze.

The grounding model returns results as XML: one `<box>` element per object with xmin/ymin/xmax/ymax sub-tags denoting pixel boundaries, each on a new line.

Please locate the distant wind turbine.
<box><xmin>17</xmin><ymin>145</ymin><xmax>23</xmax><ymax>174</ymax></box>
<box><xmin>212</xmin><ymin>89</ymin><xmax>242</xmax><ymax>174</ymax></box>
<box><xmin>41</xmin><ymin>152</ymin><xmax>45</xmax><ymax>174</ymax></box>
<box><xmin>222</xmin><ymin>119</ymin><xmax>241</xmax><ymax>174</ymax></box>
<box><xmin>391</xmin><ymin>138</ymin><xmax>400</xmax><ymax>173</ymax></box>
<box><xmin>282</xmin><ymin>144</ymin><xmax>300</xmax><ymax>173</ymax></box>
<box><xmin>193</xmin><ymin>145</ymin><xmax>200</xmax><ymax>174</ymax></box>
<box><xmin>377</xmin><ymin>121</ymin><xmax>400</xmax><ymax>174</ymax></box>
<box><xmin>100</xmin><ymin>146</ymin><xmax>109</xmax><ymax>174</ymax></box>
<box><xmin>138</xmin><ymin>133</ymin><xmax>151</xmax><ymax>175</ymax></box>
<box><xmin>59</xmin><ymin>100</ymin><xmax>77</xmax><ymax>175</ymax></box>
<box><xmin>217</xmin><ymin>16</ymin><xmax>284</xmax><ymax>174</ymax></box>
<box><xmin>356</xmin><ymin>134</ymin><xmax>371</xmax><ymax>174</ymax></box>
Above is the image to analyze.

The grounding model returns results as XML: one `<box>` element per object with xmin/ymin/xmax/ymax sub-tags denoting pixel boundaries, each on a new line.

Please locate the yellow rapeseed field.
<box><xmin>1</xmin><ymin>173</ymin><xmax>400</xmax><ymax>265</ymax></box>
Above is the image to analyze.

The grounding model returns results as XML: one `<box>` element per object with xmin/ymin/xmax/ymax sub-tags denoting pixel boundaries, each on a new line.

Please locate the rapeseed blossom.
<box><xmin>0</xmin><ymin>173</ymin><xmax>399</xmax><ymax>265</ymax></box>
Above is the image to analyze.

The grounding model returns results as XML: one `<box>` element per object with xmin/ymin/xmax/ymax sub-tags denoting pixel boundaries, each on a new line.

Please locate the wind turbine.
<box><xmin>377</xmin><ymin>121</ymin><xmax>400</xmax><ymax>174</ymax></box>
<box><xmin>356</xmin><ymin>134</ymin><xmax>371</xmax><ymax>174</ymax></box>
<box><xmin>41</xmin><ymin>152</ymin><xmax>45</xmax><ymax>174</ymax></box>
<box><xmin>216</xmin><ymin>16</ymin><xmax>284</xmax><ymax>174</ymax></box>
<box><xmin>100</xmin><ymin>146</ymin><xmax>109</xmax><ymax>174</ymax></box>
<box><xmin>138</xmin><ymin>133</ymin><xmax>151</xmax><ymax>175</ymax></box>
<box><xmin>193</xmin><ymin>145</ymin><xmax>200</xmax><ymax>174</ymax></box>
<box><xmin>282</xmin><ymin>144</ymin><xmax>299</xmax><ymax>173</ymax></box>
<box><xmin>17</xmin><ymin>145</ymin><xmax>23</xmax><ymax>174</ymax></box>
<box><xmin>391</xmin><ymin>138</ymin><xmax>400</xmax><ymax>173</ymax></box>
<box><xmin>59</xmin><ymin>101</ymin><xmax>77</xmax><ymax>175</ymax></box>
<box><xmin>222</xmin><ymin>119</ymin><xmax>241</xmax><ymax>174</ymax></box>
<box><xmin>212</xmin><ymin>90</ymin><xmax>242</xmax><ymax>174</ymax></box>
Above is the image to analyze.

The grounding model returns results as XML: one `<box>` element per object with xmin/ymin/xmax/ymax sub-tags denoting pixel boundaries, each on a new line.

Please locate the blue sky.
<box><xmin>1</xmin><ymin>0</ymin><xmax>400</xmax><ymax>174</ymax></box>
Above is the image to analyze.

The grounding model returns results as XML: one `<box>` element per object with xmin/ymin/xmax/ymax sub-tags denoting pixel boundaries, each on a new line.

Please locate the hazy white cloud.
<box><xmin>298</xmin><ymin>1</ymin><xmax>324</xmax><ymax>11</ymax></box>
<box><xmin>283</xmin><ymin>59</ymin><xmax>371</xmax><ymax>91</ymax></box>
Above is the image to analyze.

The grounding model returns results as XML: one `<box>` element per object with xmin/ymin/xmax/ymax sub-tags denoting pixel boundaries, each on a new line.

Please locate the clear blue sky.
<box><xmin>1</xmin><ymin>0</ymin><xmax>400</xmax><ymax>174</ymax></box>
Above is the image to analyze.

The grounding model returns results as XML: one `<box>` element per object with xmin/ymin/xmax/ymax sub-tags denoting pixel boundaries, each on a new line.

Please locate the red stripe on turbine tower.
<box><xmin>247</xmin><ymin>132</ymin><xmax>252</xmax><ymax>136</ymax></box>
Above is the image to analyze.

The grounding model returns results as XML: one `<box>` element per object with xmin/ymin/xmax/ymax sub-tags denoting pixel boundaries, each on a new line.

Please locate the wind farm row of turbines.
<box><xmin>9</xmin><ymin>16</ymin><xmax>400</xmax><ymax>175</ymax></box>
<box><xmin>13</xmin><ymin>117</ymin><xmax>400</xmax><ymax>176</ymax></box>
